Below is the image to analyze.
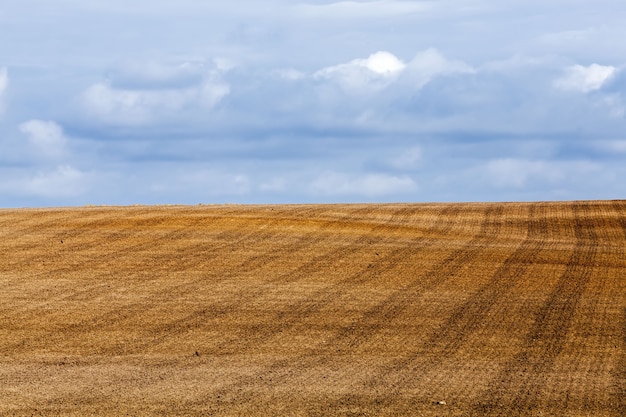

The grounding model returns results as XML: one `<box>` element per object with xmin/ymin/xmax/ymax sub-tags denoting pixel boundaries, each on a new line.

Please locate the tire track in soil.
<box><xmin>406</xmin><ymin>203</ymin><xmax>542</xmax><ymax>357</ymax></box>
<box><xmin>472</xmin><ymin>201</ymin><xmax>598</xmax><ymax>416</ymax></box>
<box><xmin>18</xmin><ymin>205</ymin><xmax>375</xmax><ymax>355</ymax></box>
<box><xmin>117</xmin><ymin>205</ymin><xmax>422</xmax><ymax>354</ymax></box>
<box><xmin>191</xmin><ymin>205</ymin><xmax>507</xmax><ymax>412</ymax></box>
<box><xmin>613</xmin><ymin>308</ymin><xmax>626</xmax><ymax>417</ymax></box>
<box><xmin>313</xmin><ymin>204</ymin><xmax>539</xmax><ymax>414</ymax></box>
<box><xmin>304</xmin><ymin>205</ymin><xmax>464</xmax><ymax>353</ymax></box>
<box><xmin>610</xmin><ymin>200</ymin><xmax>626</xmax><ymax>417</ymax></box>
<box><xmin>94</xmin><ymin>205</ymin><xmax>381</xmax><ymax>340</ymax></box>
<box><xmin>152</xmin><ymin>205</ymin><xmax>444</xmax><ymax>345</ymax></box>
<box><xmin>158</xmin><ymin>204</ymin><xmax>452</xmax><ymax>412</ymax></box>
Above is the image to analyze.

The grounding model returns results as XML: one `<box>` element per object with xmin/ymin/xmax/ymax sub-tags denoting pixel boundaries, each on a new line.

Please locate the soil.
<box><xmin>1</xmin><ymin>201</ymin><xmax>624</xmax><ymax>416</ymax></box>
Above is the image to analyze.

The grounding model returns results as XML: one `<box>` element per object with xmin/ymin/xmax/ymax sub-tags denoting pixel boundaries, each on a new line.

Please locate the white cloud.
<box><xmin>361</xmin><ymin>51</ymin><xmax>406</xmax><ymax>75</ymax></box>
<box><xmin>554</xmin><ymin>64</ymin><xmax>617</xmax><ymax>93</ymax></box>
<box><xmin>19</xmin><ymin>119</ymin><xmax>68</xmax><ymax>157</ymax></box>
<box><xmin>0</xmin><ymin>67</ymin><xmax>7</xmax><ymax>94</ymax></box>
<box><xmin>314</xmin><ymin>51</ymin><xmax>406</xmax><ymax>92</ymax></box>
<box><xmin>311</xmin><ymin>172</ymin><xmax>417</xmax><ymax>197</ymax></box>
<box><xmin>0</xmin><ymin>67</ymin><xmax>7</xmax><ymax>114</ymax></box>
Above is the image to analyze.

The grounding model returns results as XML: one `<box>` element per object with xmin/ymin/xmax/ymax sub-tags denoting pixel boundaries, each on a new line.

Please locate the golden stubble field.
<box><xmin>0</xmin><ymin>201</ymin><xmax>625</xmax><ymax>416</ymax></box>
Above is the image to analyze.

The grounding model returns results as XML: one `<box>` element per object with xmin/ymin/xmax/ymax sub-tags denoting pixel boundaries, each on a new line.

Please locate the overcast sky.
<box><xmin>1</xmin><ymin>0</ymin><xmax>625</xmax><ymax>206</ymax></box>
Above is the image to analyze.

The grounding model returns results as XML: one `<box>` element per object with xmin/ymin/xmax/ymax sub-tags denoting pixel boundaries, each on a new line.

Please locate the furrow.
<box><xmin>472</xmin><ymin>201</ymin><xmax>598</xmax><ymax>416</ymax></box>
<box><xmin>197</xmin><ymin>204</ymin><xmax>503</xmax><ymax>412</ymax></box>
<box><xmin>47</xmin><ymin>205</ymin><xmax>376</xmax><ymax>355</ymax></box>
<box><xmin>119</xmin><ymin>205</ymin><xmax>417</xmax><ymax>354</ymax></box>
<box><xmin>613</xmin><ymin>308</ymin><xmax>626</xmax><ymax>417</ymax></box>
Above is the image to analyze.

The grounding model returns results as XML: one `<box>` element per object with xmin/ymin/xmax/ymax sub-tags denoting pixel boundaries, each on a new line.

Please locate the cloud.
<box><xmin>81</xmin><ymin>61</ymin><xmax>230</xmax><ymax>125</ymax></box>
<box><xmin>19</xmin><ymin>119</ymin><xmax>68</xmax><ymax>158</ymax></box>
<box><xmin>0</xmin><ymin>67</ymin><xmax>7</xmax><ymax>94</ymax></box>
<box><xmin>479</xmin><ymin>158</ymin><xmax>597</xmax><ymax>189</ymax></box>
<box><xmin>314</xmin><ymin>51</ymin><xmax>406</xmax><ymax>92</ymax></box>
<box><xmin>12</xmin><ymin>165</ymin><xmax>89</xmax><ymax>198</ymax></box>
<box><xmin>311</xmin><ymin>48</ymin><xmax>472</xmax><ymax>100</ymax></box>
<box><xmin>107</xmin><ymin>60</ymin><xmax>208</xmax><ymax>90</ymax></box>
<box><xmin>311</xmin><ymin>172</ymin><xmax>417</xmax><ymax>197</ymax></box>
<box><xmin>389</xmin><ymin>146</ymin><xmax>422</xmax><ymax>170</ymax></box>
<box><xmin>0</xmin><ymin>67</ymin><xmax>7</xmax><ymax>114</ymax></box>
<box><xmin>593</xmin><ymin>140</ymin><xmax>626</xmax><ymax>154</ymax></box>
<box><xmin>554</xmin><ymin>64</ymin><xmax>617</xmax><ymax>93</ymax></box>
<box><xmin>404</xmin><ymin>48</ymin><xmax>474</xmax><ymax>88</ymax></box>
<box><xmin>294</xmin><ymin>1</ymin><xmax>430</xmax><ymax>19</ymax></box>
<box><xmin>275</xmin><ymin>68</ymin><xmax>306</xmax><ymax>81</ymax></box>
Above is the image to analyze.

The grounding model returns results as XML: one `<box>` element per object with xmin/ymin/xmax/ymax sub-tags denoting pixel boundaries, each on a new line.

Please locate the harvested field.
<box><xmin>0</xmin><ymin>200</ymin><xmax>625</xmax><ymax>416</ymax></box>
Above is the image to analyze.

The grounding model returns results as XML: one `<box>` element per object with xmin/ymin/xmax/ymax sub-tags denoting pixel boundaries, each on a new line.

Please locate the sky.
<box><xmin>1</xmin><ymin>0</ymin><xmax>625</xmax><ymax>207</ymax></box>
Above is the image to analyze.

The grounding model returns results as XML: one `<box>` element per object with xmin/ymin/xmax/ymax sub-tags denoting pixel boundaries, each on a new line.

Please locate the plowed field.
<box><xmin>1</xmin><ymin>201</ymin><xmax>625</xmax><ymax>416</ymax></box>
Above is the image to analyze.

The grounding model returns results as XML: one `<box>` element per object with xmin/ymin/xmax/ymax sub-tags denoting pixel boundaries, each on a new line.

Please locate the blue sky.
<box><xmin>1</xmin><ymin>0</ymin><xmax>625</xmax><ymax>206</ymax></box>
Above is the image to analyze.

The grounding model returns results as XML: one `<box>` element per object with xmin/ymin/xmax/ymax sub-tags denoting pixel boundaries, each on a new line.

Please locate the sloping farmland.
<box><xmin>1</xmin><ymin>201</ymin><xmax>625</xmax><ymax>416</ymax></box>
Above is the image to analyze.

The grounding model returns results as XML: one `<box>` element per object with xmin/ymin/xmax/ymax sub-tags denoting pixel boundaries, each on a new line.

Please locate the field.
<box><xmin>0</xmin><ymin>201</ymin><xmax>625</xmax><ymax>416</ymax></box>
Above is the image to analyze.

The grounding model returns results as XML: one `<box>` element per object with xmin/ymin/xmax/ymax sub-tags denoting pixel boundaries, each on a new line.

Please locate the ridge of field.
<box><xmin>0</xmin><ymin>201</ymin><xmax>624</xmax><ymax>416</ymax></box>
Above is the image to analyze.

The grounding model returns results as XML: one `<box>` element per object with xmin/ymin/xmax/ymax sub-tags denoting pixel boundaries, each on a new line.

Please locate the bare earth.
<box><xmin>0</xmin><ymin>201</ymin><xmax>624</xmax><ymax>416</ymax></box>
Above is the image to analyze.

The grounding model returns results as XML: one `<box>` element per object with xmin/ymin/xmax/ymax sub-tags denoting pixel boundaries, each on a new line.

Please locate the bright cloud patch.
<box><xmin>0</xmin><ymin>67</ymin><xmax>7</xmax><ymax>114</ymax></box>
<box><xmin>19</xmin><ymin>119</ymin><xmax>68</xmax><ymax>158</ymax></box>
<box><xmin>554</xmin><ymin>64</ymin><xmax>617</xmax><ymax>93</ymax></box>
<box><xmin>361</xmin><ymin>51</ymin><xmax>406</xmax><ymax>75</ymax></box>
<box><xmin>311</xmin><ymin>172</ymin><xmax>417</xmax><ymax>197</ymax></box>
<box><xmin>314</xmin><ymin>48</ymin><xmax>472</xmax><ymax>94</ymax></box>
<box><xmin>314</xmin><ymin>51</ymin><xmax>406</xmax><ymax>91</ymax></box>
<box><xmin>0</xmin><ymin>67</ymin><xmax>7</xmax><ymax>94</ymax></box>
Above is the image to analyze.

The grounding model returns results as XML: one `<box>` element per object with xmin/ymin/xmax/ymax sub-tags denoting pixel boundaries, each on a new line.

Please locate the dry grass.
<box><xmin>0</xmin><ymin>201</ymin><xmax>624</xmax><ymax>416</ymax></box>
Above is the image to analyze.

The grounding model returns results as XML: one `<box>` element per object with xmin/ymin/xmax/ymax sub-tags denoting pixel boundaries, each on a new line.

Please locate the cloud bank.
<box><xmin>1</xmin><ymin>1</ymin><xmax>625</xmax><ymax>206</ymax></box>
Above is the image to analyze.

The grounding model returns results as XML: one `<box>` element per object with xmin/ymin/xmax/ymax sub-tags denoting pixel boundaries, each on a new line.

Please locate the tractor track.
<box><xmin>472</xmin><ymin>202</ymin><xmax>599</xmax><ymax>416</ymax></box>
<box><xmin>194</xmin><ymin>204</ymin><xmax>510</xmax><ymax>412</ymax></box>
<box><xmin>109</xmin><ymin>205</ymin><xmax>422</xmax><ymax>355</ymax></box>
